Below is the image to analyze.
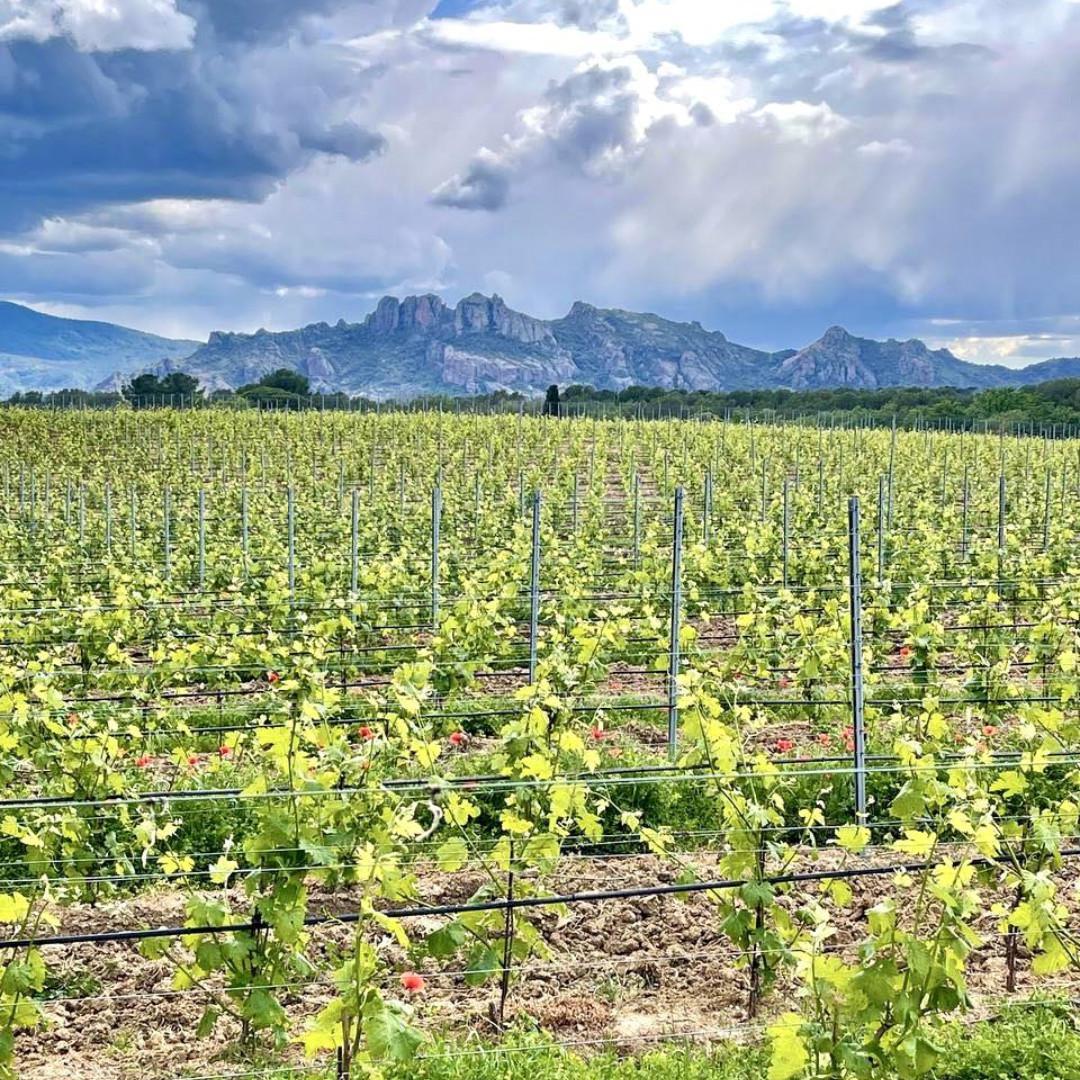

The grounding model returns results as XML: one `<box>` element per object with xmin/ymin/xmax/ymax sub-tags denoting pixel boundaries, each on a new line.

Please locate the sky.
<box><xmin>1</xmin><ymin>0</ymin><xmax>1080</xmax><ymax>364</ymax></box>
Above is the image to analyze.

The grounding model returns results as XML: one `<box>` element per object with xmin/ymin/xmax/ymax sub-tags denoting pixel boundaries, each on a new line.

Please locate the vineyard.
<box><xmin>1</xmin><ymin>407</ymin><xmax>1079</xmax><ymax>1079</ymax></box>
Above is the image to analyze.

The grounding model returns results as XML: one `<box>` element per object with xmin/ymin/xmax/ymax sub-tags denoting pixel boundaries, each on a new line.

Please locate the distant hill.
<box><xmin>168</xmin><ymin>293</ymin><xmax>1080</xmax><ymax>398</ymax></box>
<box><xmin>0</xmin><ymin>301</ymin><xmax>198</xmax><ymax>396</ymax></box>
<box><xmin>4</xmin><ymin>293</ymin><xmax>1080</xmax><ymax>399</ymax></box>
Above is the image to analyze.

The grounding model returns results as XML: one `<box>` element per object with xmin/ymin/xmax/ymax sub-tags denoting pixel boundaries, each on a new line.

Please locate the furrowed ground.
<box><xmin>1</xmin><ymin>407</ymin><xmax>1079</xmax><ymax>1079</ymax></box>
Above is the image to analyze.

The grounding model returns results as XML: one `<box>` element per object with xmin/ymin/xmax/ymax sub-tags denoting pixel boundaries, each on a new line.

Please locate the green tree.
<box><xmin>258</xmin><ymin>369</ymin><xmax>311</xmax><ymax>397</ymax></box>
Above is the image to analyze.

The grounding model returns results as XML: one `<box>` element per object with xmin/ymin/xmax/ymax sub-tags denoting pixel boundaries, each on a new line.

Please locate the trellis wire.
<box><xmin>6</xmin><ymin>846</ymin><xmax>1080</xmax><ymax>951</ymax></box>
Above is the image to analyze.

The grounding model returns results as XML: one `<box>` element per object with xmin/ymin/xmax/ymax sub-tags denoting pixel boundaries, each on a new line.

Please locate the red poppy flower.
<box><xmin>136</xmin><ymin>755</ymin><xmax>152</xmax><ymax>768</ymax></box>
<box><xmin>817</xmin><ymin>733</ymin><xmax>831</xmax><ymax>747</ymax></box>
<box><xmin>267</xmin><ymin>671</ymin><xmax>280</xmax><ymax>684</ymax></box>
<box><xmin>358</xmin><ymin>726</ymin><xmax>375</xmax><ymax>741</ymax></box>
<box><xmin>218</xmin><ymin>745</ymin><xmax>231</xmax><ymax>757</ymax></box>
<box><xmin>899</xmin><ymin>646</ymin><xmax>913</xmax><ymax>660</ymax></box>
<box><xmin>449</xmin><ymin>731</ymin><xmax>465</xmax><ymax>747</ymax></box>
<box><xmin>187</xmin><ymin>755</ymin><xmax>201</xmax><ymax>767</ymax></box>
<box><xmin>775</xmin><ymin>738</ymin><xmax>795</xmax><ymax>753</ymax></box>
<box><xmin>400</xmin><ymin>972</ymin><xmax>425</xmax><ymax>993</ymax></box>
<box><xmin>590</xmin><ymin>726</ymin><xmax>606</xmax><ymax>741</ymax></box>
<box><xmin>982</xmin><ymin>724</ymin><xmax>998</xmax><ymax>737</ymax></box>
<box><xmin>777</xmin><ymin>676</ymin><xmax>792</xmax><ymax>690</ymax></box>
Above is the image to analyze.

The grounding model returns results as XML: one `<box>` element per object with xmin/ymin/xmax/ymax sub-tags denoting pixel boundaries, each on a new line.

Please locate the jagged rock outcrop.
<box><xmin>366</xmin><ymin>294</ymin><xmax>451</xmax><ymax>334</ymax></box>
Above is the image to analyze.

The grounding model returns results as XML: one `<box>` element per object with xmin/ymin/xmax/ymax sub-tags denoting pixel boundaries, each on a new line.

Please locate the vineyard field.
<box><xmin>1</xmin><ymin>407</ymin><xmax>1079</xmax><ymax>1079</ymax></box>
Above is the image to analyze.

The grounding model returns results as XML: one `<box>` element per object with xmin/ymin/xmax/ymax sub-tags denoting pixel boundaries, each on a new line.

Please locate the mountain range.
<box><xmin>0</xmin><ymin>301</ymin><xmax>198</xmax><ymax>398</ymax></box>
<box><xmin>3</xmin><ymin>293</ymin><xmax>1080</xmax><ymax>399</ymax></box>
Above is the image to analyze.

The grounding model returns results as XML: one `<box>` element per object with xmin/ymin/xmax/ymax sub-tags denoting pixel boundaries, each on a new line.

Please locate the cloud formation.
<box><xmin>431</xmin><ymin>149</ymin><xmax>512</xmax><ymax>210</ymax></box>
<box><xmin>0</xmin><ymin>7</ymin><xmax>388</xmax><ymax>234</ymax></box>
<box><xmin>0</xmin><ymin>0</ymin><xmax>1078</xmax><ymax>363</ymax></box>
<box><xmin>0</xmin><ymin>0</ymin><xmax>195</xmax><ymax>51</ymax></box>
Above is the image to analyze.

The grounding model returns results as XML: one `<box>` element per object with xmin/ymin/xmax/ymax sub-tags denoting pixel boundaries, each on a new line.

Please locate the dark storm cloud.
<box><xmin>298</xmin><ymin>121</ymin><xmax>388</xmax><ymax>161</ymax></box>
<box><xmin>0</xmin><ymin>24</ymin><xmax>386</xmax><ymax>230</ymax></box>
<box><xmin>430</xmin><ymin>150</ymin><xmax>511</xmax><ymax>209</ymax></box>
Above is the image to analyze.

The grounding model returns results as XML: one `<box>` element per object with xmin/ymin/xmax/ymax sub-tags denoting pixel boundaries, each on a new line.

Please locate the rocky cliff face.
<box><xmin>172</xmin><ymin>292</ymin><xmax>579</xmax><ymax>398</ymax></box>
<box><xmin>776</xmin><ymin>326</ymin><xmax>1012</xmax><ymax>389</ymax></box>
<box><xmin>110</xmin><ymin>293</ymin><xmax>1080</xmax><ymax>399</ymax></box>
<box><xmin>550</xmin><ymin>302</ymin><xmax>778</xmax><ymax>391</ymax></box>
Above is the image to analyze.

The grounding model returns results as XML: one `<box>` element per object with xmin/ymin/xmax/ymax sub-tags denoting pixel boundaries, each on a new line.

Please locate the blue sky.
<box><xmin>2</xmin><ymin>0</ymin><xmax>1080</xmax><ymax>365</ymax></box>
<box><xmin>431</xmin><ymin>0</ymin><xmax>485</xmax><ymax>15</ymax></box>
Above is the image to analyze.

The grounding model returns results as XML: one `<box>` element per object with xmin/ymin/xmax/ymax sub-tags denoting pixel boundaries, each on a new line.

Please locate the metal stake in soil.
<box><xmin>431</xmin><ymin>485</ymin><xmax>442</xmax><ymax>626</ymax></box>
<box><xmin>529</xmin><ymin>491</ymin><xmax>542</xmax><ymax>683</ymax></box>
<box><xmin>848</xmin><ymin>496</ymin><xmax>868</xmax><ymax>824</ymax></box>
<box><xmin>668</xmin><ymin>486</ymin><xmax>684</xmax><ymax>760</ymax></box>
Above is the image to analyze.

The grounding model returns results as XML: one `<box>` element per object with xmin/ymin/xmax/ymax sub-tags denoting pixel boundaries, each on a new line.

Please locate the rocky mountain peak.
<box><xmin>819</xmin><ymin>325</ymin><xmax>858</xmax><ymax>347</ymax></box>
<box><xmin>367</xmin><ymin>294</ymin><xmax>449</xmax><ymax>334</ymax></box>
<box><xmin>451</xmin><ymin>292</ymin><xmax>555</xmax><ymax>345</ymax></box>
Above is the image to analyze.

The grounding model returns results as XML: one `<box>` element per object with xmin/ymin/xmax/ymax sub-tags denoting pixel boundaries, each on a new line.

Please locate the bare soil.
<box><xmin>19</xmin><ymin>853</ymin><xmax>1080</xmax><ymax>1079</ymax></box>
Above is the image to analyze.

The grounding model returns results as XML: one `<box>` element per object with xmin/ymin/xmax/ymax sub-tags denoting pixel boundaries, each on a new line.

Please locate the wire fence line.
<box><xmin>8</xmin><ymin>846</ymin><xmax>1080</xmax><ymax>952</ymax></box>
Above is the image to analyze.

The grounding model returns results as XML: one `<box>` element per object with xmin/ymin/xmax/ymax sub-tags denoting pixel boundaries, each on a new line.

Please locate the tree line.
<box><xmin>8</xmin><ymin>371</ymin><xmax>1080</xmax><ymax>430</ymax></box>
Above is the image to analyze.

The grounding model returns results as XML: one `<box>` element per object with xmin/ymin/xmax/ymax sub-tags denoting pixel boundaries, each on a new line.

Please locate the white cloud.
<box><xmin>752</xmin><ymin>100</ymin><xmax>850</xmax><ymax>142</ymax></box>
<box><xmin>933</xmin><ymin>334</ymin><xmax>1080</xmax><ymax>367</ymax></box>
<box><xmin>782</xmin><ymin>0</ymin><xmax>891</xmax><ymax>24</ymax></box>
<box><xmin>660</xmin><ymin>70</ymin><xmax>756</xmax><ymax>125</ymax></box>
<box><xmin>618</xmin><ymin>0</ymin><xmax>777</xmax><ymax>47</ymax></box>
<box><xmin>0</xmin><ymin>0</ymin><xmax>195</xmax><ymax>51</ymax></box>
<box><xmin>424</xmin><ymin>16</ymin><xmax>621</xmax><ymax>55</ymax></box>
<box><xmin>857</xmin><ymin>138</ymin><xmax>913</xmax><ymax>157</ymax></box>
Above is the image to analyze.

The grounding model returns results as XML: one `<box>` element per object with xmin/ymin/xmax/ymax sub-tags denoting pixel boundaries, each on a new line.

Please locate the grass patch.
<box><xmin>385</xmin><ymin>1003</ymin><xmax>1080</xmax><ymax>1079</ymax></box>
<box><xmin>390</xmin><ymin>1034</ymin><xmax>762</xmax><ymax>1080</ymax></box>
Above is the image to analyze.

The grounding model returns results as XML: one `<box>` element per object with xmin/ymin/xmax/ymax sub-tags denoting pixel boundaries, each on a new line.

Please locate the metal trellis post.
<box><xmin>529</xmin><ymin>492</ymin><xmax>542</xmax><ymax>683</ymax></box>
<box><xmin>960</xmin><ymin>465</ymin><xmax>970</xmax><ymax>564</ymax></box>
<box><xmin>163</xmin><ymin>486</ymin><xmax>171</xmax><ymax>579</ymax></box>
<box><xmin>351</xmin><ymin>488</ymin><xmax>359</xmax><ymax>595</ymax></box>
<box><xmin>997</xmin><ymin>471</ymin><xmax>1007</xmax><ymax>559</ymax></box>
<box><xmin>197</xmin><ymin>488</ymin><xmax>206</xmax><ymax>588</ymax></box>
<box><xmin>241</xmin><ymin>487</ymin><xmax>249</xmax><ymax>573</ymax></box>
<box><xmin>287</xmin><ymin>486</ymin><xmax>296</xmax><ymax>600</ymax></box>
<box><xmin>100</xmin><ymin>482</ymin><xmax>111</xmax><ymax>555</ymax></box>
<box><xmin>848</xmin><ymin>496</ymin><xmax>867</xmax><ymax>824</ymax></box>
<box><xmin>667</xmin><ymin>486</ymin><xmax>684</xmax><ymax>761</ymax></box>
<box><xmin>877</xmin><ymin>475</ymin><xmax>886</xmax><ymax>586</ymax></box>
<box><xmin>431</xmin><ymin>485</ymin><xmax>442</xmax><ymax>626</ymax></box>
<box><xmin>782</xmin><ymin>477</ymin><xmax>790</xmax><ymax>588</ymax></box>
